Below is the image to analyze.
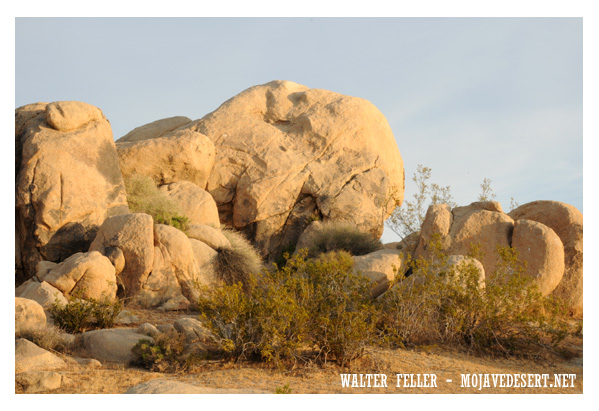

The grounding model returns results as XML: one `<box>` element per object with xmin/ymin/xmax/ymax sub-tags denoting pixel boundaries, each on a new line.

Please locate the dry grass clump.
<box><xmin>124</xmin><ymin>174</ymin><xmax>190</xmax><ymax>231</ymax></box>
<box><xmin>214</xmin><ymin>228</ymin><xmax>263</xmax><ymax>292</ymax></box>
<box><xmin>16</xmin><ymin>324</ymin><xmax>74</xmax><ymax>354</ymax></box>
<box><xmin>303</xmin><ymin>221</ymin><xmax>382</xmax><ymax>258</ymax></box>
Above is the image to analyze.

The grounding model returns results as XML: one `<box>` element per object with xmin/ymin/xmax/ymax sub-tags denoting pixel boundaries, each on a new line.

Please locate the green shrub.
<box><xmin>196</xmin><ymin>250</ymin><xmax>377</xmax><ymax>366</ymax></box>
<box><xmin>131</xmin><ymin>331</ymin><xmax>187</xmax><ymax>372</ymax></box>
<box><xmin>302</xmin><ymin>221</ymin><xmax>382</xmax><ymax>259</ymax></box>
<box><xmin>49</xmin><ymin>293</ymin><xmax>123</xmax><ymax>334</ymax></box>
<box><xmin>124</xmin><ymin>174</ymin><xmax>190</xmax><ymax>231</ymax></box>
<box><xmin>376</xmin><ymin>236</ymin><xmax>571</xmax><ymax>356</ymax></box>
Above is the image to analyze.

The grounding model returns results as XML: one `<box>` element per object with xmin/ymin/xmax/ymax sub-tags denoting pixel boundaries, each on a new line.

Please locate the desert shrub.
<box><xmin>197</xmin><ymin>250</ymin><xmax>377</xmax><ymax>366</ymax></box>
<box><xmin>302</xmin><ymin>221</ymin><xmax>382</xmax><ymax>259</ymax></box>
<box><xmin>376</xmin><ymin>236</ymin><xmax>571</xmax><ymax>356</ymax></box>
<box><xmin>49</xmin><ymin>293</ymin><xmax>123</xmax><ymax>334</ymax></box>
<box><xmin>131</xmin><ymin>330</ymin><xmax>187</xmax><ymax>372</ymax></box>
<box><xmin>214</xmin><ymin>228</ymin><xmax>263</xmax><ymax>291</ymax></box>
<box><xmin>386</xmin><ymin>164</ymin><xmax>457</xmax><ymax>240</ymax></box>
<box><xmin>124</xmin><ymin>174</ymin><xmax>190</xmax><ymax>231</ymax></box>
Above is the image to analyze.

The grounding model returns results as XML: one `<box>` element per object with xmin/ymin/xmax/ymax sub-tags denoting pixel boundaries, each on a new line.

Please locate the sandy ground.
<box><xmin>16</xmin><ymin>308</ymin><xmax>583</xmax><ymax>395</ymax></box>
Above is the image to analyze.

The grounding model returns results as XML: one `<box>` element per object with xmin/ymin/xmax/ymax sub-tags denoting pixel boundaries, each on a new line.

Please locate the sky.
<box><xmin>14</xmin><ymin>17</ymin><xmax>583</xmax><ymax>244</ymax></box>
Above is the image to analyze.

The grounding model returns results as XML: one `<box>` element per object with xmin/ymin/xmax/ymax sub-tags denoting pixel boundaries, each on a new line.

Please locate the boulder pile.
<box><xmin>412</xmin><ymin>201</ymin><xmax>582</xmax><ymax>316</ymax></box>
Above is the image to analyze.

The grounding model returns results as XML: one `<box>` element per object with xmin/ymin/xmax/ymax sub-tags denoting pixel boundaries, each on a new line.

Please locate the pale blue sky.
<box><xmin>15</xmin><ymin>17</ymin><xmax>583</xmax><ymax>243</ymax></box>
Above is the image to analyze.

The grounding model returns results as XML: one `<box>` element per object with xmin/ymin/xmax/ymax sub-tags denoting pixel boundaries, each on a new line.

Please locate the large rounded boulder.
<box><xmin>176</xmin><ymin>80</ymin><xmax>405</xmax><ymax>259</ymax></box>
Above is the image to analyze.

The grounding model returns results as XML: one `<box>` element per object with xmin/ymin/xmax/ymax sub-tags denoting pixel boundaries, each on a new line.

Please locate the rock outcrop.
<box><xmin>414</xmin><ymin>201</ymin><xmax>580</xmax><ymax>308</ymax></box>
<box><xmin>509</xmin><ymin>201</ymin><xmax>583</xmax><ymax>316</ymax></box>
<box><xmin>175</xmin><ymin>80</ymin><xmax>404</xmax><ymax>259</ymax></box>
<box><xmin>15</xmin><ymin>102</ymin><xmax>128</xmax><ymax>283</ymax></box>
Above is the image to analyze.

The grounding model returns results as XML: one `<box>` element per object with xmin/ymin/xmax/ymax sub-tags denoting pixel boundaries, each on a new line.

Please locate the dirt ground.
<box><xmin>16</xmin><ymin>308</ymin><xmax>583</xmax><ymax>395</ymax></box>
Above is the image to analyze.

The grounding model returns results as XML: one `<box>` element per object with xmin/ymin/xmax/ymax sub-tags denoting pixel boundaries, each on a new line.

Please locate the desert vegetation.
<box><xmin>189</xmin><ymin>239</ymin><xmax>573</xmax><ymax>370</ymax></box>
<box><xmin>49</xmin><ymin>292</ymin><xmax>123</xmax><ymax>334</ymax></box>
<box><xmin>124</xmin><ymin>174</ymin><xmax>190</xmax><ymax>231</ymax></box>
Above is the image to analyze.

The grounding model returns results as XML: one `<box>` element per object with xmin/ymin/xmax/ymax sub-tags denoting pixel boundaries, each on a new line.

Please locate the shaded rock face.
<box><xmin>414</xmin><ymin>201</ymin><xmax>573</xmax><ymax>300</ymax></box>
<box><xmin>177</xmin><ymin>80</ymin><xmax>405</xmax><ymax>259</ymax></box>
<box><xmin>15</xmin><ymin>102</ymin><xmax>129</xmax><ymax>283</ymax></box>
<box><xmin>509</xmin><ymin>201</ymin><xmax>583</xmax><ymax>316</ymax></box>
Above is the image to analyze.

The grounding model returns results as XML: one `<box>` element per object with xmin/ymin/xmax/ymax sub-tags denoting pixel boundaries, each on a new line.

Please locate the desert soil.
<box><xmin>17</xmin><ymin>308</ymin><xmax>583</xmax><ymax>395</ymax></box>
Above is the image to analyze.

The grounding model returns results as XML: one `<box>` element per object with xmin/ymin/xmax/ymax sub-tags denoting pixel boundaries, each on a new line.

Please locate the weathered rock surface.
<box><xmin>43</xmin><ymin>251</ymin><xmax>117</xmax><ymax>300</ymax></box>
<box><xmin>509</xmin><ymin>201</ymin><xmax>583</xmax><ymax>316</ymax></box>
<box><xmin>159</xmin><ymin>181</ymin><xmax>220</xmax><ymax>227</ymax></box>
<box><xmin>512</xmin><ymin>219</ymin><xmax>565</xmax><ymax>295</ymax></box>
<box><xmin>186</xmin><ymin>224</ymin><xmax>231</xmax><ymax>250</ymax></box>
<box><xmin>15</xmin><ymin>297</ymin><xmax>47</xmax><ymax>333</ymax></box>
<box><xmin>45</xmin><ymin>101</ymin><xmax>104</xmax><ymax>132</ymax></box>
<box><xmin>133</xmin><ymin>224</ymin><xmax>201</xmax><ymax>308</ymax></box>
<box><xmin>124</xmin><ymin>379</ymin><xmax>269</xmax><ymax>394</ymax></box>
<box><xmin>15</xmin><ymin>280</ymin><xmax>68</xmax><ymax>309</ymax></box>
<box><xmin>177</xmin><ymin>80</ymin><xmax>404</xmax><ymax>259</ymax></box>
<box><xmin>15</xmin><ymin>102</ymin><xmax>128</xmax><ymax>283</ymax></box>
<box><xmin>116</xmin><ymin>129</ymin><xmax>215</xmax><ymax>188</ymax></box>
<box><xmin>15</xmin><ymin>338</ymin><xmax>66</xmax><ymax>373</ymax></box>
<box><xmin>81</xmin><ymin>328</ymin><xmax>152</xmax><ymax>364</ymax></box>
<box><xmin>89</xmin><ymin>213</ymin><xmax>155</xmax><ymax>297</ymax></box>
<box><xmin>117</xmin><ymin>116</ymin><xmax>192</xmax><ymax>143</ymax></box>
<box><xmin>353</xmin><ymin>249</ymin><xmax>404</xmax><ymax>298</ymax></box>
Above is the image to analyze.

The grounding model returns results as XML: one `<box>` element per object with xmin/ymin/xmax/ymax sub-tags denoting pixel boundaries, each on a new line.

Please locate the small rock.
<box><xmin>114</xmin><ymin>310</ymin><xmax>139</xmax><ymax>325</ymax></box>
<box><xmin>15</xmin><ymin>338</ymin><xmax>66</xmax><ymax>374</ymax></box>
<box><xmin>15</xmin><ymin>297</ymin><xmax>47</xmax><ymax>334</ymax></box>
<box><xmin>137</xmin><ymin>323</ymin><xmax>160</xmax><ymax>338</ymax></box>
<box><xmin>81</xmin><ymin>328</ymin><xmax>153</xmax><ymax>364</ymax></box>
<box><xmin>173</xmin><ymin>318</ymin><xmax>214</xmax><ymax>342</ymax></box>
